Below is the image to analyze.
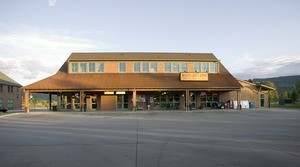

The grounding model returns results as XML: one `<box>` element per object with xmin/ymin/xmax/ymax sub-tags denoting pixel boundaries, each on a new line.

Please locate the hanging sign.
<box><xmin>180</xmin><ymin>72</ymin><xmax>208</xmax><ymax>81</ymax></box>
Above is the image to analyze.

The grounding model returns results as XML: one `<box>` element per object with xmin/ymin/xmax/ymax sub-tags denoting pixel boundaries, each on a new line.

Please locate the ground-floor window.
<box><xmin>199</xmin><ymin>92</ymin><xmax>219</xmax><ymax>108</ymax></box>
<box><xmin>153</xmin><ymin>92</ymin><xmax>180</xmax><ymax>110</ymax></box>
<box><xmin>7</xmin><ymin>99</ymin><xmax>13</xmax><ymax>110</ymax></box>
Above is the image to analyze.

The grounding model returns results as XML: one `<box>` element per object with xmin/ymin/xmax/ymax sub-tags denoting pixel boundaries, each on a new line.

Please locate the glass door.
<box><xmin>117</xmin><ymin>94</ymin><xmax>129</xmax><ymax>110</ymax></box>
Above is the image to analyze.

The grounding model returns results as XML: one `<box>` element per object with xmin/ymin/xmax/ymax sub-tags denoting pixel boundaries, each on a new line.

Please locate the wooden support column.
<box><xmin>133</xmin><ymin>89</ymin><xmax>137</xmax><ymax>111</ymax></box>
<box><xmin>49</xmin><ymin>93</ymin><xmax>52</xmax><ymax>111</ymax></box>
<box><xmin>185</xmin><ymin>90</ymin><xmax>189</xmax><ymax>111</ymax></box>
<box><xmin>86</xmin><ymin>96</ymin><xmax>92</xmax><ymax>111</ymax></box>
<box><xmin>57</xmin><ymin>94</ymin><xmax>61</xmax><ymax>111</ymax></box>
<box><xmin>71</xmin><ymin>97</ymin><xmax>75</xmax><ymax>110</ymax></box>
<box><xmin>24</xmin><ymin>90</ymin><xmax>30</xmax><ymax>113</ymax></box>
<box><xmin>96</xmin><ymin>93</ymin><xmax>101</xmax><ymax>111</ymax></box>
<box><xmin>237</xmin><ymin>89</ymin><xmax>242</xmax><ymax>110</ymax></box>
<box><xmin>80</xmin><ymin>90</ymin><xmax>84</xmax><ymax>112</ymax></box>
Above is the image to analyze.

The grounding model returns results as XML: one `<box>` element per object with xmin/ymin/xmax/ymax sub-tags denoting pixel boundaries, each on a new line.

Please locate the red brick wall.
<box><xmin>0</xmin><ymin>85</ymin><xmax>22</xmax><ymax>110</ymax></box>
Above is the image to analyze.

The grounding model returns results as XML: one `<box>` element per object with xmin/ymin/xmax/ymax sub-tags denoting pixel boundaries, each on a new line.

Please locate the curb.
<box><xmin>0</xmin><ymin>113</ymin><xmax>21</xmax><ymax>118</ymax></box>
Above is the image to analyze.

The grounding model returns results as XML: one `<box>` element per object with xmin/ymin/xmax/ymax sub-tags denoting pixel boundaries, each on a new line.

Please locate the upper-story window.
<box><xmin>80</xmin><ymin>63</ymin><xmax>87</xmax><ymax>73</ymax></box>
<box><xmin>164</xmin><ymin>62</ymin><xmax>171</xmax><ymax>72</ymax></box>
<box><xmin>8</xmin><ymin>86</ymin><xmax>13</xmax><ymax>93</ymax></box>
<box><xmin>97</xmin><ymin>62</ymin><xmax>104</xmax><ymax>72</ymax></box>
<box><xmin>150</xmin><ymin>62</ymin><xmax>157</xmax><ymax>72</ymax></box>
<box><xmin>209</xmin><ymin>62</ymin><xmax>217</xmax><ymax>73</ymax></box>
<box><xmin>119</xmin><ymin>62</ymin><xmax>126</xmax><ymax>72</ymax></box>
<box><xmin>181</xmin><ymin>62</ymin><xmax>187</xmax><ymax>72</ymax></box>
<box><xmin>142</xmin><ymin>62</ymin><xmax>149</xmax><ymax>72</ymax></box>
<box><xmin>134</xmin><ymin>62</ymin><xmax>157</xmax><ymax>73</ymax></box>
<box><xmin>194</xmin><ymin>62</ymin><xmax>218</xmax><ymax>73</ymax></box>
<box><xmin>72</xmin><ymin>62</ymin><xmax>78</xmax><ymax>73</ymax></box>
<box><xmin>165</xmin><ymin>62</ymin><xmax>187</xmax><ymax>73</ymax></box>
<box><xmin>0</xmin><ymin>85</ymin><xmax>3</xmax><ymax>92</ymax></box>
<box><xmin>202</xmin><ymin>62</ymin><xmax>209</xmax><ymax>72</ymax></box>
<box><xmin>134</xmin><ymin>62</ymin><xmax>140</xmax><ymax>72</ymax></box>
<box><xmin>89</xmin><ymin>63</ymin><xmax>95</xmax><ymax>72</ymax></box>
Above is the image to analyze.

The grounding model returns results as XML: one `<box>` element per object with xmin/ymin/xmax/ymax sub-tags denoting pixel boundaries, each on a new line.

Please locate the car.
<box><xmin>0</xmin><ymin>107</ymin><xmax>7</xmax><ymax>113</ymax></box>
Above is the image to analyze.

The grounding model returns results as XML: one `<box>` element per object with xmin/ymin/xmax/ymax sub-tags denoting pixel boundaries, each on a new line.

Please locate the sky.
<box><xmin>0</xmin><ymin>0</ymin><xmax>300</xmax><ymax>86</ymax></box>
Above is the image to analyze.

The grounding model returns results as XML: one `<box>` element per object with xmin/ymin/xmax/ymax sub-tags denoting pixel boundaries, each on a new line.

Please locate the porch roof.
<box><xmin>23</xmin><ymin>72</ymin><xmax>242</xmax><ymax>92</ymax></box>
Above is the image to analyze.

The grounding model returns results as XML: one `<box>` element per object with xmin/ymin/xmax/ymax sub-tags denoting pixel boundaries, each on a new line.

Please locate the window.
<box><xmin>201</xmin><ymin>62</ymin><xmax>209</xmax><ymax>72</ymax></box>
<box><xmin>142</xmin><ymin>62</ymin><xmax>149</xmax><ymax>72</ymax></box>
<box><xmin>172</xmin><ymin>62</ymin><xmax>179</xmax><ymax>72</ymax></box>
<box><xmin>165</xmin><ymin>62</ymin><xmax>171</xmax><ymax>72</ymax></box>
<box><xmin>72</xmin><ymin>62</ymin><xmax>78</xmax><ymax>73</ymax></box>
<box><xmin>80</xmin><ymin>63</ymin><xmax>87</xmax><ymax>72</ymax></box>
<box><xmin>119</xmin><ymin>62</ymin><xmax>126</xmax><ymax>72</ymax></box>
<box><xmin>134</xmin><ymin>62</ymin><xmax>140</xmax><ymax>72</ymax></box>
<box><xmin>8</xmin><ymin>86</ymin><xmax>13</xmax><ymax>93</ymax></box>
<box><xmin>0</xmin><ymin>85</ymin><xmax>3</xmax><ymax>92</ymax></box>
<box><xmin>194</xmin><ymin>63</ymin><xmax>201</xmax><ymax>72</ymax></box>
<box><xmin>97</xmin><ymin>62</ymin><xmax>104</xmax><ymax>72</ymax></box>
<box><xmin>7</xmin><ymin>99</ymin><xmax>13</xmax><ymax>110</ymax></box>
<box><xmin>209</xmin><ymin>62</ymin><xmax>217</xmax><ymax>73</ymax></box>
<box><xmin>150</xmin><ymin>62</ymin><xmax>157</xmax><ymax>72</ymax></box>
<box><xmin>181</xmin><ymin>62</ymin><xmax>187</xmax><ymax>72</ymax></box>
<box><xmin>0</xmin><ymin>99</ymin><xmax>3</xmax><ymax>107</ymax></box>
<box><xmin>89</xmin><ymin>63</ymin><xmax>95</xmax><ymax>72</ymax></box>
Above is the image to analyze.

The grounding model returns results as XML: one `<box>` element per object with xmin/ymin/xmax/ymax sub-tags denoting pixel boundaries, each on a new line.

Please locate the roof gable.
<box><xmin>0</xmin><ymin>71</ymin><xmax>22</xmax><ymax>87</ymax></box>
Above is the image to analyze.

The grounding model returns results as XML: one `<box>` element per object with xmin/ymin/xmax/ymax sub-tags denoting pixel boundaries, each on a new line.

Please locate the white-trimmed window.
<box><xmin>209</xmin><ymin>62</ymin><xmax>217</xmax><ymax>73</ymax></box>
<box><xmin>89</xmin><ymin>63</ymin><xmax>95</xmax><ymax>72</ymax></box>
<box><xmin>202</xmin><ymin>62</ymin><xmax>209</xmax><ymax>72</ymax></box>
<box><xmin>119</xmin><ymin>62</ymin><xmax>126</xmax><ymax>72</ymax></box>
<box><xmin>80</xmin><ymin>63</ymin><xmax>87</xmax><ymax>72</ymax></box>
<box><xmin>97</xmin><ymin>62</ymin><xmax>104</xmax><ymax>72</ymax></box>
<box><xmin>181</xmin><ymin>62</ymin><xmax>187</xmax><ymax>72</ymax></box>
<box><xmin>72</xmin><ymin>62</ymin><xmax>78</xmax><ymax>73</ymax></box>
<box><xmin>164</xmin><ymin>62</ymin><xmax>171</xmax><ymax>72</ymax></box>
<box><xmin>142</xmin><ymin>62</ymin><xmax>149</xmax><ymax>72</ymax></box>
<box><xmin>150</xmin><ymin>62</ymin><xmax>157</xmax><ymax>72</ymax></box>
<box><xmin>172</xmin><ymin>62</ymin><xmax>179</xmax><ymax>72</ymax></box>
<box><xmin>134</xmin><ymin>62</ymin><xmax>140</xmax><ymax>72</ymax></box>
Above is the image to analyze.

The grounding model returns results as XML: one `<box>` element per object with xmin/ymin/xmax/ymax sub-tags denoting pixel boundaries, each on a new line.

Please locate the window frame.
<box><xmin>119</xmin><ymin>62</ymin><xmax>126</xmax><ymax>72</ymax></box>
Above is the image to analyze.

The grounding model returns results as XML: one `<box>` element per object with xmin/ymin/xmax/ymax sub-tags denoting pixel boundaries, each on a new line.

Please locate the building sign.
<box><xmin>180</xmin><ymin>72</ymin><xmax>208</xmax><ymax>81</ymax></box>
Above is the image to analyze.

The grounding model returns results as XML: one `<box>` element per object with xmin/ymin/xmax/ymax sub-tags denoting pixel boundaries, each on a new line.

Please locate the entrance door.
<box><xmin>260</xmin><ymin>93</ymin><xmax>265</xmax><ymax>107</ymax></box>
<box><xmin>190</xmin><ymin>92</ymin><xmax>196</xmax><ymax>109</ymax></box>
<box><xmin>117</xmin><ymin>94</ymin><xmax>129</xmax><ymax>110</ymax></box>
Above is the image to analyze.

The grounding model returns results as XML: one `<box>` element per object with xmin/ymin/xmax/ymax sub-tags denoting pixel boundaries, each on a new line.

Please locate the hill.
<box><xmin>253</xmin><ymin>75</ymin><xmax>300</xmax><ymax>95</ymax></box>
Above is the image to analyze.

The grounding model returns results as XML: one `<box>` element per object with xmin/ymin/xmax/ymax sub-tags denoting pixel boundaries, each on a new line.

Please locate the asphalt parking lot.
<box><xmin>0</xmin><ymin>109</ymin><xmax>300</xmax><ymax>167</ymax></box>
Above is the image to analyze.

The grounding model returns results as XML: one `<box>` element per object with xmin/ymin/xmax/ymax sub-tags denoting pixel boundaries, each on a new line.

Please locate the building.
<box><xmin>231</xmin><ymin>79</ymin><xmax>275</xmax><ymax>108</ymax></box>
<box><xmin>0</xmin><ymin>71</ymin><xmax>22</xmax><ymax>110</ymax></box>
<box><xmin>23</xmin><ymin>52</ymin><xmax>244</xmax><ymax>112</ymax></box>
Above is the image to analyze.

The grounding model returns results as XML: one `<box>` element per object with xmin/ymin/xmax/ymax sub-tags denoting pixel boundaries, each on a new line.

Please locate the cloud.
<box><xmin>0</xmin><ymin>24</ymin><xmax>108</xmax><ymax>85</ymax></box>
<box><xmin>233</xmin><ymin>55</ymin><xmax>300</xmax><ymax>79</ymax></box>
<box><xmin>48</xmin><ymin>0</ymin><xmax>57</xmax><ymax>7</ymax></box>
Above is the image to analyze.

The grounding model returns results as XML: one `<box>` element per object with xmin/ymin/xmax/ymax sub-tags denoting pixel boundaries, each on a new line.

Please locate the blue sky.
<box><xmin>0</xmin><ymin>0</ymin><xmax>300</xmax><ymax>85</ymax></box>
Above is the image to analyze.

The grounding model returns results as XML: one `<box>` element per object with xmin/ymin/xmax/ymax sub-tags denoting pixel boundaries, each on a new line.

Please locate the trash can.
<box><xmin>249</xmin><ymin>102</ymin><xmax>254</xmax><ymax>109</ymax></box>
<box><xmin>52</xmin><ymin>106</ymin><xmax>57</xmax><ymax>111</ymax></box>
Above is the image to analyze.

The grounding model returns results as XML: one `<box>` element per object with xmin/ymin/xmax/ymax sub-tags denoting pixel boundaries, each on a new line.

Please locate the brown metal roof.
<box><xmin>23</xmin><ymin>72</ymin><xmax>242</xmax><ymax>92</ymax></box>
<box><xmin>68</xmin><ymin>52</ymin><xmax>219</xmax><ymax>61</ymax></box>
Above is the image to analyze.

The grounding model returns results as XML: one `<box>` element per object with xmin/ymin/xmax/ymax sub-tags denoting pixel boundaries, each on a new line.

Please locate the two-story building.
<box><xmin>0</xmin><ymin>71</ymin><xmax>22</xmax><ymax>110</ymax></box>
<box><xmin>23</xmin><ymin>52</ymin><xmax>244</xmax><ymax>112</ymax></box>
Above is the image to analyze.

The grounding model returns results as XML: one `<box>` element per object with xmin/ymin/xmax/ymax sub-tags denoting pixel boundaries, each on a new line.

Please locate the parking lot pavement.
<box><xmin>0</xmin><ymin>109</ymin><xmax>300</xmax><ymax>167</ymax></box>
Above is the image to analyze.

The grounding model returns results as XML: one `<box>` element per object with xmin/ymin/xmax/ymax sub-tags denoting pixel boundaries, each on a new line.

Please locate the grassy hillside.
<box><xmin>254</xmin><ymin>75</ymin><xmax>300</xmax><ymax>95</ymax></box>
